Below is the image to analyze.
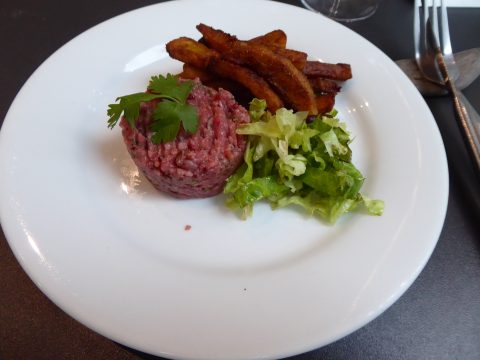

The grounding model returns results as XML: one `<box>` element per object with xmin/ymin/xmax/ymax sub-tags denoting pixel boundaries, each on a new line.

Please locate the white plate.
<box><xmin>0</xmin><ymin>1</ymin><xmax>448</xmax><ymax>359</ymax></box>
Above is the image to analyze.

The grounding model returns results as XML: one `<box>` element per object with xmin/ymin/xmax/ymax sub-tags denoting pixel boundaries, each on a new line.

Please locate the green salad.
<box><xmin>224</xmin><ymin>99</ymin><xmax>384</xmax><ymax>223</ymax></box>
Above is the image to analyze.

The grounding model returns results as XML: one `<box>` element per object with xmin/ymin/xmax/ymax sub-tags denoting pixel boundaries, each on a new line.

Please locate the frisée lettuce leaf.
<box><xmin>224</xmin><ymin>99</ymin><xmax>384</xmax><ymax>223</ymax></box>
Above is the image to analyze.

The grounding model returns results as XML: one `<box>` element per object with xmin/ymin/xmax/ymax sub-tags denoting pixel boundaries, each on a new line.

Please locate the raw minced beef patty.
<box><xmin>120</xmin><ymin>81</ymin><xmax>250</xmax><ymax>198</ymax></box>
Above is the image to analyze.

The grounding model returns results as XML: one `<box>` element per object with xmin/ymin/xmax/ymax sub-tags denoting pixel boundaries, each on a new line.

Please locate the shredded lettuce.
<box><xmin>224</xmin><ymin>99</ymin><xmax>384</xmax><ymax>223</ymax></box>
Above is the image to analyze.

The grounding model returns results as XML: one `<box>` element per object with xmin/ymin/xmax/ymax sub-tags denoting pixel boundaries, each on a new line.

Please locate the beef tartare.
<box><xmin>120</xmin><ymin>81</ymin><xmax>250</xmax><ymax>198</ymax></box>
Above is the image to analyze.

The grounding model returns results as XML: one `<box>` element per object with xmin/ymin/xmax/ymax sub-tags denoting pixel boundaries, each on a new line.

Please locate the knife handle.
<box><xmin>450</xmin><ymin>86</ymin><xmax>480</xmax><ymax>178</ymax></box>
<box><xmin>433</xmin><ymin>47</ymin><xmax>480</xmax><ymax>178</ymax></box>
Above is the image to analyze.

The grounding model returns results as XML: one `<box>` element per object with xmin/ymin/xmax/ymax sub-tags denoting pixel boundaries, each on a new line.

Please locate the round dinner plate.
<box><xmin>0</xmin><ymin>1</ymin><xmax>448</xmax><ymax>359</ymax></box>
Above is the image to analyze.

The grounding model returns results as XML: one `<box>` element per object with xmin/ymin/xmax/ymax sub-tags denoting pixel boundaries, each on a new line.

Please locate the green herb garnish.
<box><xmin>107</xmin><ymin>74</ymin><xmax>198</xmax><ymax>144</ymax></box>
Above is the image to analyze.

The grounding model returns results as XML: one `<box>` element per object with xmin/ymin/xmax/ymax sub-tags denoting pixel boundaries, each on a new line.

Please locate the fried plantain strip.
<box><xmin>196</xmin><ymin>23</ymin><xmax>236</xmax><ymax>53</ymax></box>
<box><xmin>208</xmin><ymin>58</ymin><xmax>283</xmax><ymax>111</ymax></box>
<box><xmin>166</xmin><ymin>36</ymin><xmax>218</xmax><ymax>69</ymax></box>
<box><xmin>309</xmin><ymin>77</ymin><xmax>341</xmax><ymax>94</ymax></box>
<box><xmin>249</xmin><ymin>31</ymin><xmax>307</xmax><ymax>69</ymax></box>
<box><xmin>180</xmin><ymin>64</ymin><xmax>254</xmax><ymax>107</ymax></box>
<box><xmin>249</xmin><ymin>29</ymin><xmax>287</xmax><ymax>48</ymax></box>
<box><xmin>198</xmin><ymin>23</ymin><xmax>307</xmax><ymax>70</ymax></box>
<box><xmin>167</xmin><ymin>37</ymin><xmax>283</xmax><ymax>112</ymax></box>
<box><xmin>274</xmin><ymin>49</ymin><xmax>307</xmax><ymax>70</ymax></box>
<box><xmin>316</xmin><ymin>94</ymin><xmax>336</xmax><ymax>114</ymax></box>
<box><xmin>303</xmin><ymin>61</ymin><xmax>352</xmax><ymax>80</ymax></box>
<box><xmin>179</xmin><ymin>63</ymin><xmax>215</xmax><ymax>81</ymax></box>
<box><xmin>224</xmin><ymin>41</ymin><xmax>318</xmax><ymax>114</ymax></box>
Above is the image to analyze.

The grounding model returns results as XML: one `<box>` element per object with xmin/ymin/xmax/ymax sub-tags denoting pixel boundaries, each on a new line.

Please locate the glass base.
<box><xmin>301</xmin><ymin>0</ymin><xmax>378</xmax><ymax>22</ymax></box>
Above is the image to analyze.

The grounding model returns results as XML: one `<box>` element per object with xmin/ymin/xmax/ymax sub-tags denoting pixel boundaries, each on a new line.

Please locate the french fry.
<box><xmin>303</xmin><ymin>61</ymin><xmax>352</xmax><ymax>80</ymax></box>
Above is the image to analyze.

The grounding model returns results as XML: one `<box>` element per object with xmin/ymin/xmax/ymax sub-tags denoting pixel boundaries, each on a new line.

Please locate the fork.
<box><xmin>414</xmin><ymin>0</ymin><xmax>480</xmax><ymax>176</ymax></box>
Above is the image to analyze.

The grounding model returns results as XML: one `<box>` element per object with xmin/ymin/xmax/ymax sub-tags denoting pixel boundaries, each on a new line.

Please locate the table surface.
<box><xmin>1</xmin><ymin>1</ymin><xmax>479</xmax><ymax>359</ymax></box>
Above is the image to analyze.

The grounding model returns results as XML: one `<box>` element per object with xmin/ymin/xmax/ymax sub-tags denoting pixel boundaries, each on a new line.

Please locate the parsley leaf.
<box><xmin>121</xmin><ymin>92</ymin><xmax>163</xmax><ymax>128</ymax></box>
<box><xmin>148</xmin><ymin>74</ymin><xmax>193</xmax><ymax>103</ymax></box>
<box><xmin>174</xmin><ymin>103</ymin><xmax>198</xmax><ymax>134</ymax></box>
<box><xmin>107</xmin><ymin>74</ymin><xmax>198</xmax><ymax>143</ymax></box>
<box><xmin>107</xmin><ymin>103</ymin><xmax>124</xmax><ymax>129</ymax></box>
<box><xmin>150</xmin><ymin>101</ymin><xmax>198</xmax><ymax>144</ymax></box>
<box><xmin>150</xmin><ymin>109</ymin><xmax>181</xmax><ymax>144</ymax></box>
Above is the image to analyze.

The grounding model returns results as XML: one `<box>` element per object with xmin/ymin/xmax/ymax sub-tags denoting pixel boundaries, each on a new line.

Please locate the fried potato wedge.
<box><xmin>167</xmin><ymin>37</ymin><xmax>283</xmax><ymax>112</ymax></box>
<box><xmin>225</xmin><ymin>41</ymin><xmax>318</xmax><ymax>114</ymax></box>
<box><xmin>303</xmin><ymin>61</ymin><xmax>352</xmax><ymax>81</ymax></box>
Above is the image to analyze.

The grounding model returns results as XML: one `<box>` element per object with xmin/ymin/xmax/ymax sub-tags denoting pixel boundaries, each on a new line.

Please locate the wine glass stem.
<box><xmin>329</xmin><ymin>0</ymin><xmax>341</xmax><ymax>17</ymax></box>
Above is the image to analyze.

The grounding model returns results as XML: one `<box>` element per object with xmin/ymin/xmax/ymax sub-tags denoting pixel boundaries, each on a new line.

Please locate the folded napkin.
<box><xmin>395</xmin><ymin>48</ymin><xmax>480</xmax><ymax>96</ymax></box>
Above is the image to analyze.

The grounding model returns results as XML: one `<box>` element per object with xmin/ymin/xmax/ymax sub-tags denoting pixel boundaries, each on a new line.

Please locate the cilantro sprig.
<box><xmin>107</xmin><ymin>74</ymin><xmax>198</xmax><ymax>144</ymax></box>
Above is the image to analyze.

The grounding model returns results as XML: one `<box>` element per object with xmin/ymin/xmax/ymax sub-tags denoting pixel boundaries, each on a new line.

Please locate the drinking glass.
<box><xmin>301</xmin><ymin>0</ymin><xmax>380</xmax><ymax>22</ymax></box>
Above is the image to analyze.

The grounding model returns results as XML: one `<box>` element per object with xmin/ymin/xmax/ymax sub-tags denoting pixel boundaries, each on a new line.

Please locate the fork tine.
<box><xmin>414</xmin><ymin>0</ymin><xmax>444</xmax><ymax>83</ymax></box>
<box><xmin>413</xmin><ymin>0</ymin><xmax>421</xmax><ymax>62</ymax></box>
<box><xmin>422</xmin><ymin>0</ymin><xmax>437</xmax><ymax>55</ymax></box>
<box><xmin>423</xmin><ymin>0</ymin><xmax>429</xmax><ymax>42</ymax></box>
<box><xmin>439</xmin><ymin>0</ymin><xmax>453</xmax><ymax>56</ymax></box>
<box><xmin>432</xmin><ymin>0</ymin><xmax>440</xmax><ymax>46</ymax></box>
<box><xmin>438</xmin><ymin>0</ymin><xmax>460</xmax><ymax>80</ymax></box>
<box><xmin>414</xmin><ymin>0</ymin><xmax>430</xmax><ymax>61</ymax></box>
<box><xmin>414</xmin><ymin>0</ymin><xmax>480</xmax><ymax>174</ymax></box>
